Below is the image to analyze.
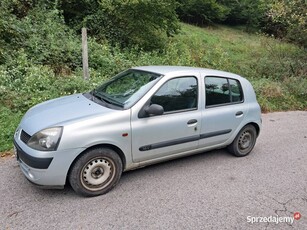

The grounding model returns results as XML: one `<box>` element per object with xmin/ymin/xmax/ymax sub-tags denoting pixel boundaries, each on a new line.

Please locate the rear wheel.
<box><xmin>227</xmin><ymin>125</ymin><xmax>257</xmax><ymax>157</ymax></box>
<box><xmin>69</xmin><ymin>148</ymin><xmax>122</xmax><ymax>197</ymax></box>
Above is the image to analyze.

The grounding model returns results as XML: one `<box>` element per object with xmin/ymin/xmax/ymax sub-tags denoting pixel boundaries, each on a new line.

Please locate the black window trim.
<box><xmin>205</xmin><ymin>76</ymin><xmax>244</xmax><ymax>108</ymax></box>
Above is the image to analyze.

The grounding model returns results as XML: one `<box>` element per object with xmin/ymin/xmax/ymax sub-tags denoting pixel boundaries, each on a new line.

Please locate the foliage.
<box><xmin>60</xmin><ymin>0</ymin><xmax>180</xmax><ymax>50</ymax></box>
<box><xmin>0</xmin><ymin>107</ymin><xmax>23</xmax><ymax>152</ymax></box>
<box><xmin>0</xmin><ymin>56</ymin><xmax>90</xmax><ymax>114</ymax></box>
<box><xmin>0</xmin><ymin>1</ymin><xmax>81</xmax><ymax>74</ymax></box>
<box><xmin>218</xmin><ymin>0</ymin><xmax>269</xmax><ymax>32</ymax></box>
<box><xmin>3</xmin><ymin>0</ymin><xmax>304</xmax><ymax>49</ymax></box>
<box><xmin>22</xmin><ymin>9</ymin><xmax>81</xmax><ymax>73</ymax></box>
<box><xmin>263</xmin><ymin>0</ymin><xmax>307</xmax><ymax>48</ymax></box>
<box><xmin>177</xmin><ymin>0</ymin><xmax>229</xmax><ymax>25</ymax></box>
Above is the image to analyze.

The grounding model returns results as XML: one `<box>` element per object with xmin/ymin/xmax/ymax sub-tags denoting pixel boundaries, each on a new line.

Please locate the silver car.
<box><xmin>13</xmin><ymin>66</ymin><xmax>261</xmax><ymax>196</ymax></box>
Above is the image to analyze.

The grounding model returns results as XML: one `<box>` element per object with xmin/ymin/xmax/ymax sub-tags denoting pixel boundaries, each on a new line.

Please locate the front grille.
<box><xmin>20</xmin><ymin>130</ymin><xmax>31</xmax><ymax>144</ymax></box>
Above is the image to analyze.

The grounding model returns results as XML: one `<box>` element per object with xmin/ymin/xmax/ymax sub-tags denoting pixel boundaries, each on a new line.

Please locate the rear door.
<box><xmin>199</xmin><ymin>76</ymin><xmax>247</xmax><ymax>148</ymax></box>
<box><xmin>131</xmin><ymin>75</ymin><xmax>201</xmax><ymax>162</ymax></box>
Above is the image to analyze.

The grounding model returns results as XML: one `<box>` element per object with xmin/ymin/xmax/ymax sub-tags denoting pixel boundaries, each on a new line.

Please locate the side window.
<box><xmin>229</xmin><ymin>79</ymin><xmax>243</xmax><ymax>102</ymax></box>
<box><xmin>151</xmin><ymin>77</ymin><xmax>198</xmax><ymax>113</ymax></box>
<box><xmin>205</xmin><ymin>77</ymin><xmax>230</xmax><ymax>106</ymax></box>
<box><xmin>205</xmin><ymin>77</ymin><xmax>243</xmax><ymax>107</ymax></box>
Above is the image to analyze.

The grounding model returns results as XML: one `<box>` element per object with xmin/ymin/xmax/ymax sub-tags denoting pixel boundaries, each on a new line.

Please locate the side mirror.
<box><xmin>145</xmin><ymin>104</ymin><xmax>164</xmax><ymax>116</ymax></box>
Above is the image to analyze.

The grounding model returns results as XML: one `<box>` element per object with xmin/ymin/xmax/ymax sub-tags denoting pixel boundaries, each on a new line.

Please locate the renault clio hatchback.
<box><xmin>14</xmin><ymin>66</ymin><xmax>261</xmax><ymax>196</ymax></box>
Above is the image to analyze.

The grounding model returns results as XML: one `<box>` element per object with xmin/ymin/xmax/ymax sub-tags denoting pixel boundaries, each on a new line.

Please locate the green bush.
<box><xmin>219</xmin><ymin>0</ymin><xmax>268</xmax><ymax>31</ymax></box>
<box><xmin>251</xmin><ymin>78</ymin><xmax>307</xmax><ymax>112</ymax></box>
<box><xmin>0</xmin><ymin>2</ymin><xmax>81</xmax><ymax>74</ymax></box>
<box><xmin>177</xmin><ymin>0</ymin><xmax>229</xmax><ymax>25</ymax></box>
<box><xmin>60</xmin><ymin>0</ymin><xmax>180</xmax><ymax>51</ymax></box>
<box><xmin>21</xmin><ymin>8</ymin><xmax>81</xmax><ymax>73</ymax></box>
<box><xmin>263</xmin><ymin>0</ymin><xmax>307</xmax><ymax>48</ymax></box>
<box><xmin>0</xmin><ymin>48</ymin><xmax>94</xmax><ymax>113</ymax></box>
<box><xmin>0</xmin><ymin>106</ymin><xmax>23</xmax><ymax>152</ymax></box>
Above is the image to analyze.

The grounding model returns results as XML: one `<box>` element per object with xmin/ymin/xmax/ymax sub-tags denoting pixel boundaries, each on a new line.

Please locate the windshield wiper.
<box><xmin>93</xmin><ymin>91</ymin><xmax>124</xmax><ymax>108</ymax></box>
<box><xmin>91</xmin><ymin>90</ymin><xmax>103</xmax><ymax>102</ymax></box>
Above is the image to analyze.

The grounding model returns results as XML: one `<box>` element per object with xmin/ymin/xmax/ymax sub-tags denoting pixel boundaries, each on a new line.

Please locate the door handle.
<box><xmin>235</xmin><ymin>111</ymin><xmax>243</xmax><ymax>116</ymax></box>
<box><xmin>187</xmin><ymin>119</ymin><xmax>198</xmax><ymax>125</ymax></box>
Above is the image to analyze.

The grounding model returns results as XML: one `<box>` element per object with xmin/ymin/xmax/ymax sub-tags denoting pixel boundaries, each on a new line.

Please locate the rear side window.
<box><xmin>229</xmin><ymin>79</ymin><xmax>243</xmax><ymax>102</ymax></box>
<box><xmin>205</xmin><ymin>77</ymin><xmax>243</xmax><ymax>107</ymax></box>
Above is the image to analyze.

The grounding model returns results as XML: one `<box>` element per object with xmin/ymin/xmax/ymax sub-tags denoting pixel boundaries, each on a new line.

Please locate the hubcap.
<box><xmin>81</xmin><ymin>157</ymin><xmax>115</xmax><ymax>191</ymax></box>
<box><xmin>238</xmin><ymin>131</ymin><xmax>252</xmax><ymax>150</ymax></box>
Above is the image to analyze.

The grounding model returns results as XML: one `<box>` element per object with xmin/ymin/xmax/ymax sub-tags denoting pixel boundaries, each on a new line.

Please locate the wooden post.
<box><xmin>82</xmin><ymin>27</ymin><xmax>89</xmax><ymax>80</ymax></box>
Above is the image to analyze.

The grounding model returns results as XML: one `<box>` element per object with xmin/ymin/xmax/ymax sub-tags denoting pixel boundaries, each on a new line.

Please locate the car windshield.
<box><xmin>93</xmin><ymin>69</ymin><xmax>162</xmax><ymax>109</ymax></box>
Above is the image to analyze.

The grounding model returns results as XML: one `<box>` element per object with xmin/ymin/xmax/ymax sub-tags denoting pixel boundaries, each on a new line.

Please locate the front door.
<box><xmin>131</xmin><ymin>76</ymin><xmax>201</xmax><ymax>162</ymax></box>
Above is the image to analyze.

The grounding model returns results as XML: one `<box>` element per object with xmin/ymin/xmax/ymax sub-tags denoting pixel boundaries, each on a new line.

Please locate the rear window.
<box><xmin>205</xmin><ymin>77</ymin><xmax>243</xmax><ymax>107</ymax></box>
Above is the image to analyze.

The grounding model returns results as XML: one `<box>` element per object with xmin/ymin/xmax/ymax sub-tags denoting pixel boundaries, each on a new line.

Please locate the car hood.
<box><xmin>20</xmin><ymin>94</ymin><xmax>115</xmax><ymax>135</ymax></box>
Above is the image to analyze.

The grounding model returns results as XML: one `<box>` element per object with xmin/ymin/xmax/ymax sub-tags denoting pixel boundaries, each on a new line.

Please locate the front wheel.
<box><xmin>227</xmin><ymin>125</ymin><xmax>257</xmax><ymax>157</ymax></box>
<box><xmin>69</xmin><ymin>148</ymin><xmax>122</xmax><ymax>197</ymax></box>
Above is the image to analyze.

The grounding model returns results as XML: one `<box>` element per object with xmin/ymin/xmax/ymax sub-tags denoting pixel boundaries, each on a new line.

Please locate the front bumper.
<box><xmin>14</xmin><ymin>132</ymin><xmax>85</xmax><ymax>187</ymax></box>
<box><xmin>14</xmin><ymin>140</ymin><xmax>53</xmax><ymax>169</ymax></box>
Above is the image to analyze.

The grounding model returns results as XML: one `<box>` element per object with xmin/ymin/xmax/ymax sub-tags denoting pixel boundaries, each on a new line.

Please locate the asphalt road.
<box><xmin>1</xmin><ymin>111</ymin><xmax>307</xmax><ymax>230</ymax></box>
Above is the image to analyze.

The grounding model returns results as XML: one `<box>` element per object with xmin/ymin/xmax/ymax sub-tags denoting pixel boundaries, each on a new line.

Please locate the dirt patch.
<box><xmin>1</xmin><ymin>150</ymin><xmax>14</xmax><ymax>158</ymax></box>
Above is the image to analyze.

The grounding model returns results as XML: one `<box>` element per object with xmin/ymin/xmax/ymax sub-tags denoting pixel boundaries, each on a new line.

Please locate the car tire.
<box><xmin>69</xmin><ymin>147</ymin><xmax>123</xmax><ymax>197</ymax></box>
<box><xmin>227</xmin><ymin>124</ymin><xmax>257</xmax><ymax>157</ymax></box>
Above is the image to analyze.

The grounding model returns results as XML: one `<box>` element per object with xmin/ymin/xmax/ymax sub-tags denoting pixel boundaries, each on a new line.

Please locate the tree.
<box><xmin>2</xmin><ymin>0</ymin><xmax>180</xmax><ymax>51</ymax></box>
<box><xmin>264</xmin><ymin>0</ymin><xmax>307</xmax><ymax>47</ymax></box>
<box><xmin>177</xmin><ymin>0</ymin><xmax>229</xmax><ymax>25</ymax></box>
<box><xmin>218</xmin><ymin>0</ymin><xmax>268</xmax><ymax>32</ymax></box>
<box><xmin>60</xmin><ymin>0</ymin><xmax>180</xmax><ymax>50</ymax></box>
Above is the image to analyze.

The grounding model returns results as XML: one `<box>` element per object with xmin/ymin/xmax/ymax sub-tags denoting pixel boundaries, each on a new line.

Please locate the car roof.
<box><xmin>132</xmin><ymin>66</ymin><xmax>243</xmax><ymax>79</ymax></box>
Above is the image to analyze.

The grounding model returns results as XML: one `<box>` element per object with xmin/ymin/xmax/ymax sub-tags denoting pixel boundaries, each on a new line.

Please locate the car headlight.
<box><xmin>27</xmin><ymin>127</ymin><xmax>63</xmax><ymax>151</ymax></box>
